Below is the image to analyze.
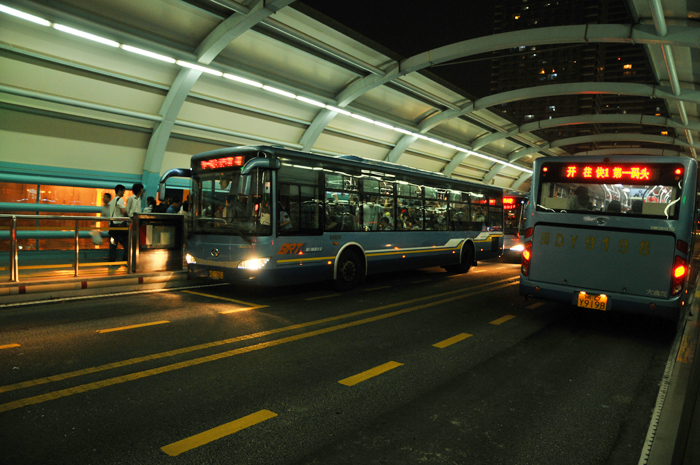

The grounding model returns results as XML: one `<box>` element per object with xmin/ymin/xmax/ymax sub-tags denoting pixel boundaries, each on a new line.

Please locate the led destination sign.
<box><xmin>541</xmin><ymin>163</ymin><xmax>682</xmax><ymax>184</ymax></box>
<box><xmin>200</xmin><ymin>156</ymin><xmax>245</xmax><ymax>170</ymax></box>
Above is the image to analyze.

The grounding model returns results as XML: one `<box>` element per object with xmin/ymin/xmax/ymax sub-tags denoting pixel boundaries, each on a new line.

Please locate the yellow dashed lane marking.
<box><xmin>433</xmin><ymin>333</ymin><xmax>473</xmax><ymax>349</ymax></box>
<box><xmin>161</xmin><ymin>410</ymin><xmax>277</xmax><ymax>456</ymax></box>
<box><xmin>0</xmin><ymin>344</ymin><xmax>20</xmax><ymax>350</ymax></box>
<box><xmin>526</xmin><ymin>302</ymin><xmax>545</xmax><ymax>310</ymax></box>
<box><xmin>490</xmin><ymin>315</ymin><xmax>517</xmax><ymax>325</ymax></box>
<box><xmin>96</xmin><ymin>321</ymin><xmax>169</xmax><ymax>334</ymax></box>
<box><xmin>0</xmin><ymin>277</ymin><xmax>519</xmax><ymax>411</ymax></box>
<box><xmin>338</xmin><ymin>361</ymin><xmax>403</xmax><ymax>386</ymax></box>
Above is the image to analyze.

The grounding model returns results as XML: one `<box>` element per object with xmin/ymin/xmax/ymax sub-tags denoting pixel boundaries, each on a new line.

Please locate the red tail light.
<box><xmin>671</xmin><ymin>255</ymin><xmax>687</xmax><ymax>296</ymax></box>
<box><xmin>521</xmin><ymin>241</ymin><xmax>532</xmax><ymax>276</ymax></box>
<box><xmin>524</xmin><ymin>227</ymin><xmax>533</xmax><ymax>239</ymax></box>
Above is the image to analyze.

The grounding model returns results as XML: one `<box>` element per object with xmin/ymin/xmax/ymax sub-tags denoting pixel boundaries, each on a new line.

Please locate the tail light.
<box><xmin>524</xmin><ymin>227</ymin><xmax>533</xmax><ymax>239</ymax></box>
<box><xmin>671</xmin><ymin>255</ymin><xmax>687</xmax><ymax>296</ymax></box>
<box><xmin>521</xmin><ymin>241</ymin><xmax>532</xmax><ymax>276</ymax></box>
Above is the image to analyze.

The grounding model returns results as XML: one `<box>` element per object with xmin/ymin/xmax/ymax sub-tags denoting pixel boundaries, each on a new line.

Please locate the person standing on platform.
<box><xmin>166</xmin><ymin>198</ymin><xmax>182</xmax><ymax>214</ymax></box>
<box><xmin>108</xmin><ymin>184</ymin><xmax>128</xmax><ymax>262</ymax></box>
<box><xmin>101</xmin><ymin>192</ymin><xmax>112</xmax><ymax>218</ymax></box>
<box><xmin>143</xmin><ymin>196</ymin><xmax>156</xmax><ymax>213</ymax></box>
<box><xmin>126</xmin><ymin>183</ymin><xmax>144</xmax><ymax>218</ymax></box>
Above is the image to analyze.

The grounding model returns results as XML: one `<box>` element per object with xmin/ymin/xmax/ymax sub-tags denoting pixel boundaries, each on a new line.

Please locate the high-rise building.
<box><xmin>491</xmin><ymin>0</ymin><xmax>676</xmax><ymax>155</ymax></box>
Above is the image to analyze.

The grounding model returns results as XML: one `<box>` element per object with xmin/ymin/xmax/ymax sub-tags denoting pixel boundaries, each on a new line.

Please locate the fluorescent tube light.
<box><xmin>393</xmin><ymin>127</ymin><xmax>413</xmax><ymax>135</ymax></box>
<box><xmin>443</xmin><ymin>143</ymin><xmax>459</xmax><ymax>150</ymax></box>
<box><xmin>296</xmin><ymin>96</ymin><xmax>326</xmax><ymax>107</ymax></box>
<box><xmin>427</xmin><ymin>138</ymin><xmax>444</xmax><ymax>145</ymax></box>
<box><xmin>373</xmin><ymin>121</ymin><xmax>394</xmax><ymax>130</ymax></box>
<box><xmin>262</xmin><ymin>85</ymin><xmax>296</xmax><ymax>99</ymax></box>
<box><xmin>351</xmin><ymin>114</ymin><xmax>374</xmax><ymax>124</ymax></box>
<box><xmin>223</xmin><ymin>73</ymin><xmax>263</xmax><ymax>88</ymax></box>
<box><xmin>326</xmin><ymin>106</ymin><xmax>352</xmax><ymax>116</ymax></box>
<box><xmin>0</xmin><ymin>4</ymin><xmax>51</xmax><ymax>26</ymax></box>
<box><xmin>413</xmin><ymin>133</ymin><xmax>429</xmax><ymax>140</ymax></box>
<box><xmin>53</xmin><ymin>24</ymin><xmax>119</xmax><ymax>47</ymax></box>
<box><xmin>176</xmin><ymin>60</ymin><xmax>223</xmax><ymax>76</ymax></box>
<box><xmin>121</xmin><ymin>45</ymin><xmax>175</xmax><ymax>63</ymax></box>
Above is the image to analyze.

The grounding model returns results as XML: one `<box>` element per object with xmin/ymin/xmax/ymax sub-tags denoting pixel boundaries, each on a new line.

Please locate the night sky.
<box><xmin>298</xmin><ymin>1</ymin><xmax>495</xmax><ymax>98</ymax></box>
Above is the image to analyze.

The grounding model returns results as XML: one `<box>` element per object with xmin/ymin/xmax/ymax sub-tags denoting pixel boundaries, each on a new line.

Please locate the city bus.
<box><xmin>520</xmin><ymin>155</ymin><xmax>697</xmax><ymax>319</ymax></box>
<box><xmin>503</xmin><ymin>194</ymin><xmax>528</xmax><ymax>253</ymax></box>
<box><xmin>159</xmin><ymin>145</ymin><xmax>504</xmax><ymax>290</ymax></box>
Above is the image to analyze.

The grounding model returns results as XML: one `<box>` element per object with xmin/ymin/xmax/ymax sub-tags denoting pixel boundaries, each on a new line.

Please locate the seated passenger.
<box><xmin>570</xmin><ymin>186</ymin><xmax>590</xmax><ymax>210</ymax></box>
<box><xmin>631</xmin><ymin>199</ymin><xmax>643</xmax><ymax>213</ymax></box>
<box><xmin>607</xmin><ymin>200</ymin><xmax>622</xmax><ymax>213</ymax></box>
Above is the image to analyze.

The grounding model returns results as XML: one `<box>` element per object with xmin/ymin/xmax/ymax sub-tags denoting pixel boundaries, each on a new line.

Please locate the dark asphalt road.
<box><xmin>0</xmin><ymin>256</ymin><xmax>677</xmax><ymax>464</ymax></box>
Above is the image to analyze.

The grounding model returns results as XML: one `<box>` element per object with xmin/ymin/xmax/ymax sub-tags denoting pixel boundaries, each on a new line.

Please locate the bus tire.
<box><xmin>335</xmin><ymin>249</ymin><xmax>363</xmax><ymax>291</ymax></box>
<box><xmin>445</xmin><ymin>243</ymin><xmax>474</xmax><ymax>274</ymax></box>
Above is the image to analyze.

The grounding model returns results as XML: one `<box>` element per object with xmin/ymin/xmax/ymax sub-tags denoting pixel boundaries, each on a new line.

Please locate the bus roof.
<box><xmin>191</xmin><ymin>145</ymin><xmax>503</xmax><ymax>193</ymax></box>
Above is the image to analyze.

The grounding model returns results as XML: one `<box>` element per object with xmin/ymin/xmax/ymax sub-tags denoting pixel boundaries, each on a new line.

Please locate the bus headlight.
<box><xmin>185</xmin><ymin>253</ymin><xmax>196</xmax><ymax>264</ymax></box>
<box><xmin>238</xmin><ymin>257</ymin><xmax>270</xmax><ymax>271</ymax></box>
<box><xmin>510</xmin><ymin>244</ymin><xmax>525</xmax><ymax>252</ymax></box>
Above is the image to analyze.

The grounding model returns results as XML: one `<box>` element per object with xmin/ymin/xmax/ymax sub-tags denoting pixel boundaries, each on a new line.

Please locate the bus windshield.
<box><xmin>192</xmin><ymin>168</ymin><xmax>272</xmax><ymax>238</ymax></box>
<box><xmin>536</xmin><ymin>162</ymin><xmax>684</xmax><ymax>219</ymax></box>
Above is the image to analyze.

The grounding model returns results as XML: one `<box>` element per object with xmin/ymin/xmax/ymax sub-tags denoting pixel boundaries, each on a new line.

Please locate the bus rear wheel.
<box><xmin>335</xmin><ymin>249</ymin><xmax>363</xmax><ymax>291</ymax></box>
<box><xmin>445</xmin><ymin>244</ymin><xmax>474</xmax><ymax>274</ymax></box>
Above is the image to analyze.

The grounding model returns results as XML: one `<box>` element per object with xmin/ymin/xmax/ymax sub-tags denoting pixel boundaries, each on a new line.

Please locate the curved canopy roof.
<box><xmin>0</xmin><ymin>0</ymin><xmax>697</xmax><ymax>195</ymax></box>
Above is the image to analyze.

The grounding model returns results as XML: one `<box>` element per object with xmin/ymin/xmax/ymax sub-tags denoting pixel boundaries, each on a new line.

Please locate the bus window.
<box><xmin>397</xmin><ymin>182</ymin><xmax>422</xmax><ymax>230</ymax></box>
<box><xmin>278</xmin><ymin>165</ymin><xmax>321</xmax><ymax>235</ymax></box>
<box><xmin>362</xmin><ymin>178</ymin><xmax>394</xmax><ymax>231</ymax></box>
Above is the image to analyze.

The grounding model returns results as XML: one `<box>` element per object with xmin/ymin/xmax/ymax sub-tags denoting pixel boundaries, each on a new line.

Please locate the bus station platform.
<box><xmin>0</xmin><ymin>258</ymin><xmax>194</xmax><ymax>305</ymax></box>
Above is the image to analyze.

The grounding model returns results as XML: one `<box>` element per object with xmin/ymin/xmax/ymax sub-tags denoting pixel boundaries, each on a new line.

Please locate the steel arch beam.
<box><xmin>474</xmin><ymin>82</ymin><xmax>700</xmax><ymax>111</ymax></box>
<box><xmin>511</xmin><ymin>172</ymin><xmax>532</xmax><ymax>191</ymax></box>
<box><xmin>471</xmin><ymin>114</ymin><xmax>700</xmax><ymax>152</ymax></box>
<box><xmin>509</xmin><ymin>133</ymin><xmax>700</xmax><ymax>163</ymax></box>
<box><xmin>482</xmin><ymin>164</ymin><xmax>505</xmax><ymax>184</ymax></box>
<box><xmin>299</xmin><ymin>23</ymin><xmax>700</xmax><ymax>168</ymax></box>
<box><xmin>572</xmin><ymin>148</ymin><xmax>683</xmax><ymax>157</ymax></box>
<box><xmin>141</xmin><ymin>0</ymin><xmax>295</xmax><ymax>194</ymax></box>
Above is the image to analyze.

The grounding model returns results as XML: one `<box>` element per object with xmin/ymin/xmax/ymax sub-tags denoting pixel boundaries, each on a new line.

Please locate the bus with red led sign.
<box><xmin>520</xmin><ymin>155</ymin><xmax>697</xmax><ymax>320</ymax></box>
<box><xmin>158</xmin><ymin>145</ymin><xmax>505</xmax><ymax>290</ymax></box>
<box><xmin>503</xmin><ymin>194</ymin><xmax>528</xmax><ymax>253</ymax></box>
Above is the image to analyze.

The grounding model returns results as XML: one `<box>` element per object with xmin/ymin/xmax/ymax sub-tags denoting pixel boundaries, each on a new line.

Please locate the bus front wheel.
<box><xmin>335</xmin><ymin>250</ymin><xmax>363</xmax><ymax>291</ymax></box>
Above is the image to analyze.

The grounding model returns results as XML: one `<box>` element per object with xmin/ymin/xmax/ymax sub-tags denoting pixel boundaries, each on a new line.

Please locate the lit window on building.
<box><xmin>623</xmin><ymin>64</ymin><xmax>632</xmax><ymax>69</ymax></box>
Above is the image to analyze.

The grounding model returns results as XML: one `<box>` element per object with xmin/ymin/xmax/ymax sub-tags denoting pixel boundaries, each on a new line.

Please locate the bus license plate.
<box><xmin>208</xmin><ymin>270</ymin><xmax>224</xmax><ymax>280</ymax></box>
<box><xmin>577</xmin><ymin>292</ymin><xmax>607</xmax><ymax>311</ymax></box>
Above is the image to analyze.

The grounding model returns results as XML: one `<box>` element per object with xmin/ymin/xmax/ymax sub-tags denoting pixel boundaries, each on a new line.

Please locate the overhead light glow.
<box><xmin>0</xmin><ymin>4</ymin><xmax>51</xmax><ymax>26</ymax></box>
<box><xmin>262</xmin><ymin>85</ymin><xmax>296</xmax><ymax>99</ymax></box>
<box><xmin>393</xmin><ymin>127</ymin><xmax>413</xmax><ymax>135</ymax></box>
<box><xmin>296</xmin><ymin>96</ymin><xmax>326</xmax><ymax>107</ymax></box>
<box><xmin>373</xmin><ymin>121</ymin><xmax>394</xmax><ymax>130</ymax></box>
<box><xmin>223</xmin><ymin>73</ymin><xmax>263</xmax><ymax>88</ymax></box>
<box><xmin>443</xmin><ymin>143</ymin><xmax>459</xmax><ymax>150</ymax></box>
<box><xmin>427</xmin><ymin>138</ymin><xmax>444</xmax><ymax>145</ymax></box>
<box><xmin>326</xmin><ymin>106</ymin><xmax>352</xmax><ymax>116</ymax></box>
<box><xmin>121</xmin><ymin>45</ymin><xmax>175</xmax><ymax>63</ymax></box>
<box><xmin>53</xmin><ymin>24</ymin><xmax>119</xmax><ymax>47</ymax></box>
<box><xmin>351</xmin><ymin>114</ymin><xmax>374</xmax><ymax>124</ymax></box>
<box><xmin>176</xmin><ymin>60</ymin><xmax>223</xmax><ymax>76</ymax></box>
<box><xmin>413</xmin><ymin>133</ymin><xmax>429</xmax><ymax>140</ymax></box>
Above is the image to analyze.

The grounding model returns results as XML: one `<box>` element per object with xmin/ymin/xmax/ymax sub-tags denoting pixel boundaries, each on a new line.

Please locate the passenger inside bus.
<box><xmin>607</xmin><ymin>200</ymin><xmax>622</xmax><ymax>213</ymax></box>
<box><xmin>570</xmin><ymin>186</ymin><xmax>590</xmax><ymax>210</ymax></box>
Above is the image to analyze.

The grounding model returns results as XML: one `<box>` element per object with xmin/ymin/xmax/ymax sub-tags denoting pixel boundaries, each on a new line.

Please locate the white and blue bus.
<box><xmin>160</xmin><ymin>145</ymin><xmax>505</xmax><ymax>290</ymax></box>
<box><xmin>520</xmin><ymin>155</ymin><xmax>697</xmax><ymax>319</ymax></box>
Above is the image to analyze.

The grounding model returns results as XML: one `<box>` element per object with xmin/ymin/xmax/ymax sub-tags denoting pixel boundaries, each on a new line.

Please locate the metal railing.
<box><xmin>1</xmin><ymin>214</ymin><xmax>132</xmax><ymax>282</ymax></box>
